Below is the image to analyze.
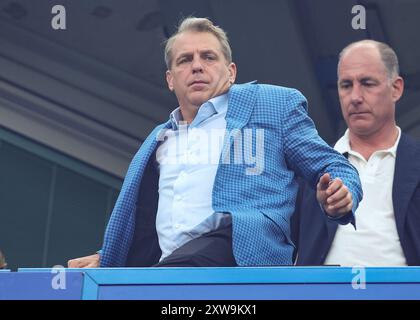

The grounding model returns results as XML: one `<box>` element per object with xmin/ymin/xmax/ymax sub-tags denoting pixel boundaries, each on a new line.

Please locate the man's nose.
<box><xmin>191</xmin><ymin>56</ymin><xmax>203</xmax><ymax>73</ymax></box>
<box><xmin>350</xmin><ymin>84</ymin><xmax>363</xmax><ymax>104</ymax></box>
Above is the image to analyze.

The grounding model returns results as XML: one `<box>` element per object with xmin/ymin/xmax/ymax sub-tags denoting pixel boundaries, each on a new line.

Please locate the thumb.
<box><xmin>318</xmin><ymin>173</ymin><xmax>331</xmax><ymax>190</ymax></box>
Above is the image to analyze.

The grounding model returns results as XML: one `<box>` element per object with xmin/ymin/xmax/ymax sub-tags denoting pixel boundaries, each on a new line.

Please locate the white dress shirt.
<box><xmin>155</xmin><ymin>93</ymin><xmax>231</xmax><ymax>261</ymax></box>
<box><xmin>324</xmin><ymin>127</ymin><xmax>407</xmax><ymax>266</ymax></box>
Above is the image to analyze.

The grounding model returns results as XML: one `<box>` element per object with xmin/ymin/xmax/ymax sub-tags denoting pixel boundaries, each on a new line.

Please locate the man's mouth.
<box><xmin>349</xmin><ymin>111</ymin><xmax>370</xmax><ymax>116</ymax></box>
<box><xmin>189</xmin><ymin>80</ymin><xmax>208</xmax><ymax>86</ymax></box>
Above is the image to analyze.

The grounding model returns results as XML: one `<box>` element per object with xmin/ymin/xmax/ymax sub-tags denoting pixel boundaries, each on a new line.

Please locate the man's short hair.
<box><xmin>164</xmin><ymin>17</ymin><xmax>232</xmax><ymax>69</ymax></box>
<box><xmin>0</xmin><ymin>250</ymin><xmax>7</xmax><ymax>269</ymax></box>
<box><xmin>338</xmin><ymin>39</ymin><xmax>400</xmax><ymax>79</ymax></box>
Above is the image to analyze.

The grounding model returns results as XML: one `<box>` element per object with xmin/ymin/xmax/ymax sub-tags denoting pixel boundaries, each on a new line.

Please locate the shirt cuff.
<box><xmin>319</xmin><ymin>202</ymin><xmax>356</xmax><ymax>229</ymax></box>
<box><xmin>326</xmin><ymin>211</ymin><xmax>356</xmax><ymax>229</ymax></box>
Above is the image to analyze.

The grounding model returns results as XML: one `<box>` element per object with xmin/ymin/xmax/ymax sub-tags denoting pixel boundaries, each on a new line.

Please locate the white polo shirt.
<box><xmin>324</xmin><ymin>127</ymin><xmax>407</xmax><ymax>266</ymax></box>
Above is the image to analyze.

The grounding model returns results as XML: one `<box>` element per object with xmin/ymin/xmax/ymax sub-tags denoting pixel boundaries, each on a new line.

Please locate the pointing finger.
<box><xmin>318</xmin><ymin>173</ymin><xmax>331</xmax><ymax>190</ymax></box>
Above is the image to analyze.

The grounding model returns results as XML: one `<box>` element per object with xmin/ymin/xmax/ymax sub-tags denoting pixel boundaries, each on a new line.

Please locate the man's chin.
<box><xmin>349</xmin><ymin>125</ymin><xmax>376</xmax><ymax>137</ymax></box>
<box><xmin>189</xmin><ymin>94</ymin><xmax>211</xmax><ymax>106</ymax></box>
<box><xmin>348</xmin><ymin>118</ymin><xmax>372</xmax><ymax>129</ymax></box>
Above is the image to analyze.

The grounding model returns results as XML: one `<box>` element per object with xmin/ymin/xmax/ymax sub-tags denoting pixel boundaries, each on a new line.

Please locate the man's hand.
<box><xmin>316</xmin><ymin>173</ymin><xmax>353</xmax><ymax>217</ymax></box>
<box><xmin>68</xmin><ymin>253</ymin><xmax>100</xmax><ymax>268</ymax></box>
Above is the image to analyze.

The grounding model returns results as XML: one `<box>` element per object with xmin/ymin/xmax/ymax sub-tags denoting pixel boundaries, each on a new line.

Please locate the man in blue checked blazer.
<box><xmin>68</xmin><ymin>17</ymin><xmax>362</xmax><ymax>268</ymax></box>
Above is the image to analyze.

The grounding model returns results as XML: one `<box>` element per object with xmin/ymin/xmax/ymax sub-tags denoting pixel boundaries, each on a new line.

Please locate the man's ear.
<box><xmin>228</xmin><ymin>62</ymin><xmax>237</xmax><ymax>84</ymax></box>
<box><xmin>391</xmin><ymin>76</ymin><xmax>404</xmax><ymax>102</ymax></box>
<box><xmin>166</xmin><ymin>70</ymin><xmax>174</xmax><ymax>91</ymax></box>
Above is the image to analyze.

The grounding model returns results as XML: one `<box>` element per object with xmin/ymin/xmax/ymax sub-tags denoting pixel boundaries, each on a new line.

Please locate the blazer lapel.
<box><xmin>123</xmin><ymin>121</ymin><xmax>172</xmax><ymax>199</ymax></box>
<box><xmin>118</xmin><ymin>120</ymin><xmax>172</xmax><ymax>225</ymax></box>
<box><xmin>140</xmin><ymin>121</ymin><xmax>172</xmax><ymax>167</ymax></box>
<box><xmin>219</xmin><ymin>82</ymin><xmax>258</xmax><ymax>164</ymax></box>
<box><xmin>392</xmin><ymin>133</ymin><xmax>420</xmax><ymax>237</ymax></box>
<box><xmin>225</xmin><ymin>82</ymin><xmax>258</xmax><ymax>129</ymax></box>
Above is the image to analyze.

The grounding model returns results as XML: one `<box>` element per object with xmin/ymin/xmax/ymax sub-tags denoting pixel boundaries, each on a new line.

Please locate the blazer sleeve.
<box><xmin>282</xmin><ymin>89</ymin><xmax>363</xmax><ymax>220</ymax></box>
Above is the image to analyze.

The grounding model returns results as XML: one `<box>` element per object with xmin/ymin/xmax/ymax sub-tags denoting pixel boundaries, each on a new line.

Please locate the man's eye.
<box><xmin>204</xmin><ymin>55</ymin><xmax>216</xmax><ymax>60</ymax></box>
<box><xmin>363</xmin><ymin>82</ymin><xmax>375</xmax><ymax>87</ymax></box>
<box><xmin>340</xmin><ymin>83</ymin><xmax>351</xmax><ymax>89</ymax></box>
<box><xmin>177</xmin><ymin>57</ymin><xmax>190</xmax><ymax>65</ymax></box>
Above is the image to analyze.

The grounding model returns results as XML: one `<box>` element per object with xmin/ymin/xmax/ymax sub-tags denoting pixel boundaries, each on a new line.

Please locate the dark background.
<box><xmin>0</xmin><ymin>0</ymin><xmax>419</xmax><ymax>270</ymax></box>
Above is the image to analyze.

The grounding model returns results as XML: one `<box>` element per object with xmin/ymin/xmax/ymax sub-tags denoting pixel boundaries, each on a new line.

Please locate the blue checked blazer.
<box><xmin>100</xmin><ymin>82</ymin><xmax>362</xmax><ymax>267</ymax></box>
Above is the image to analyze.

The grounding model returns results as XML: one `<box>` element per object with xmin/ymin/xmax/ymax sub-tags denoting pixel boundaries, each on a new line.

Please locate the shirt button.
<box><xmin>174</xmin><ymin>224</ymin><xmax>181</xmax><ymax>229</ymax></box>
<box><xmin>174</xmin><ymin>195</ymin><xmax>182</xmax><ymax>201</ymax></box>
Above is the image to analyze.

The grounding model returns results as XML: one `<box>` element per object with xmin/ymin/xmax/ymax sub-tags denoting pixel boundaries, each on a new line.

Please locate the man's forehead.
<box><xmin>175</xmin><ymin>47</ymin><xmax>219</xmax><ymax>56</ymax></box>
<box><xmin>338</xmin><ymin>73</ymin><xmax>378</xmax><ymax>82</ymax></box>
<box><xmin>338</xmin><ymin>64</ymin><xmax>386</xmax><ymax>81</ymax></box>
<box><xmin>342</xmin><ymin>43</ymin><xmax>380</xmax><ymax>60</ymax></box>
<box><xmin>339</xmin><ymin>51</ymin><xmax>387</xmax><ymax>80</ymax></box>
<box><xmin>340</xmin><ymin>45</ymin><xmax>385</xmax><ymax>70</ymax></box>
<box><xmin>172</xmin><ymin>31</ymin><xmax>222</xmax><ymax>54</ymax></box>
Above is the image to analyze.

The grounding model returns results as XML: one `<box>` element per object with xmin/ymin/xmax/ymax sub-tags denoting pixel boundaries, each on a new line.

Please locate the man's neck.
<box><xmin>349</xmin><ymin>125</ymin><xmax>399</xmax><ymax>161</ymax></box>
<box><xmin>179</xmin><ymin>86</ymin><xmax>231</xmax><ymax>124</ymax></box>
<box><xmin>180</xmin><ymin>106</ymin><xmax>198</xmax><ymax>124</ymax></box>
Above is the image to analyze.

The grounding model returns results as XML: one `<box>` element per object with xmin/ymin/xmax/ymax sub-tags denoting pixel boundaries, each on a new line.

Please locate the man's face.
<box><xmin>337</xmin><ymin>45</ymin><xmax>403</xmax><ymax>137</ymax></box>
<box><xmin>166</xmin><ymin>31</ymin><xmax>236</xmax><ymax>113</ymax></box>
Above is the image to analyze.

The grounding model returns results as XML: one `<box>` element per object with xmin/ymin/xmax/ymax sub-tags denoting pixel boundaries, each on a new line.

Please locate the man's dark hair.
<box><xmin>164</xmin><ymin>17</ymin><xmax>232</xmax><ymax>69</ymax></box>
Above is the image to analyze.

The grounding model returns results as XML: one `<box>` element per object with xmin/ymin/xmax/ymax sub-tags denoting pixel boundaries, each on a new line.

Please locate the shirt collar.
<box><xmin>169</xmin><ymin>92</ymin><xmax>229</xmax><ymax>130</ymax></box>
<box><xmin>334</xmin><ymin>127</ymin><xmax>401</xmax><ymax>158</ymax></box>
<box><xmin>334</xmin><ymin>129</ymin><xmax>352</xmax><ymax>155</ymax></box>
<box><xmin>169</xmin><ymin>107</ymin><xmax>183</xmax><ymax>130</ymax></box>
<box><xmin>387</xmin><ymin>126</ymin><xmax>401</xmax><ymax>157</ymax></box>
